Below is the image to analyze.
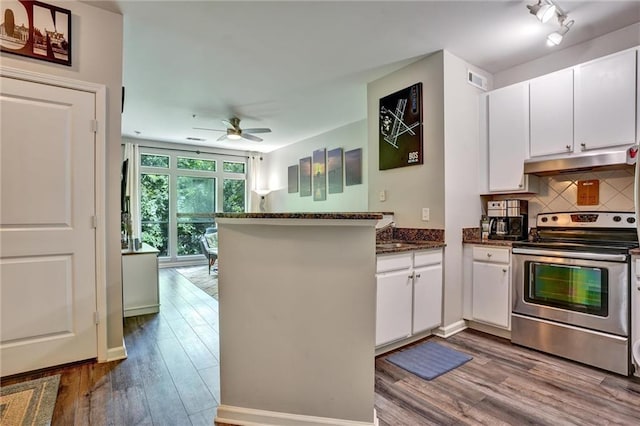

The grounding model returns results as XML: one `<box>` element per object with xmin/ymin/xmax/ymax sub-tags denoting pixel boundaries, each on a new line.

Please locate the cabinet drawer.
<box><xmin>376</xmin><ymin>252</ymin><xmax>412</xmax><ymax>273</ymax></box>
<box><xmin>413</xmin><ymin>249</ymin><xmax>442</xmax><ymax>268</ymax></box>
<box><xmin>472</xmin><ymin>246</ymin><xmax>509</xmax><ymax>263</ymax></box>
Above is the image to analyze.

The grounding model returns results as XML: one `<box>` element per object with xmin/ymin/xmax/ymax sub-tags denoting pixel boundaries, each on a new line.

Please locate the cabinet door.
<box><xmin>575</xmin><ymin>49</ymin><xmax>636</xmax><ymax>151</ymax></box>
<box><xmin>488</xmin><ymin>83</ymin><xmax>529</xmax><ymax>192</ymax></box>
<box><xmin>530</xmin><ymin>68</ymin><xmax>574</xmax><ymax>157</ymax></box>
<box><xmin>412</xmin><ymin>264</ymin><xmax>442</xmax><ymax>334</ymax></box>
<box><xmin>376</xmin><ymin>269</ymin><xmax>412</xmax><ymax>346</ymax></box>
<box><xmin>472</xmin><ymin>261</ymin><xmax>510</xmax><ymax>329</ymax></box>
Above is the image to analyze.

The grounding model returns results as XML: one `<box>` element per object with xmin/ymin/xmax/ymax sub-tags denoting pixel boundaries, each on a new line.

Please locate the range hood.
<box><xmin>524</xmin><ymin>146</ymin><xmax>637</xmax><ymax>176</ymax></box>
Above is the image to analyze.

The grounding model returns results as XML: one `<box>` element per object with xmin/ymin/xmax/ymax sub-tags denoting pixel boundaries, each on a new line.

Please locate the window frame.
<box><xmin>138</xmin><ymin>147</ymin><xmax>247</xmax><ymax>263</ymax></box>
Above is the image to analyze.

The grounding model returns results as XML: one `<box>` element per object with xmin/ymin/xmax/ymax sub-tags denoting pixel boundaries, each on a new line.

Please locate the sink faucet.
<box><xmin>376</xmin><ymin>221</ymin><xmax>395</xmax><ymax>234</ymax></box>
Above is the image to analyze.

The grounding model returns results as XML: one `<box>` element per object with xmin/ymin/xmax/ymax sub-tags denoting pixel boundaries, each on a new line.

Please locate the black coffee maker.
<box><xmin>487</xmin><ymin>200</ymin><xmax>528</xmax><ymax>241</ymax></box>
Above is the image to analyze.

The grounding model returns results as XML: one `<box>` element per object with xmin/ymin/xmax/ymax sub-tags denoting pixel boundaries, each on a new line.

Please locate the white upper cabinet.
<box><xmin>574</xmin><ymin>49</ymin><xmax>637</xmax><ymax>151</ymax></box>
<box><xmin>488</xmin><ymin>83</ymin><xmax>530</xmax><ymax>192</ymax></box>
<box><xmin>529</xmin><ymin>68</ymin><xmax>574</xmax><ymax>157</ymax></box>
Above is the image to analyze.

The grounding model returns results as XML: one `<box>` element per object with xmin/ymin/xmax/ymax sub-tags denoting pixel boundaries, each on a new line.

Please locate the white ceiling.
<box><xmin>88</xmin><ymin>1</ymin><xmax>640</xmax><ymax>153</ymax></box>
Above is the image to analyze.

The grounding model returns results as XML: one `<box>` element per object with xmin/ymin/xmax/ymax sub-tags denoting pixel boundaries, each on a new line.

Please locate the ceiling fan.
<box><xmin>193</xmin><ymin>117</ymin><xmax>271</xmax><ymax>142</ymax></box>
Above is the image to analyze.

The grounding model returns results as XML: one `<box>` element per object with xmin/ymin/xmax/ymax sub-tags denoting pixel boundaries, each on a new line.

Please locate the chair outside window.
<box><xmin>200</xmin><ymin>230</ymin><xmax>218</xmax><ymax>274</ymax></box>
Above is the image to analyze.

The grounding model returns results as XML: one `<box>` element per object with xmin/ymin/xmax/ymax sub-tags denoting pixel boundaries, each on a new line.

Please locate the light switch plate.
<box><xmin>422</xmin><ymin>208</ymin><xmax>430</xmax><ymax>221</ymax></box>
<box><xmin>379</xmin><ymin>190</ymin><xmax>386</xmax><ymax>202</ymax></box>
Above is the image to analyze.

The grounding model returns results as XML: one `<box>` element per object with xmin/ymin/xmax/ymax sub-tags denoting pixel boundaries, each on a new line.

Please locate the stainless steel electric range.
<box><xmin>511</xmin><ymin>211</ymin><xmax>638</xmax><ymax>375</ymax></box>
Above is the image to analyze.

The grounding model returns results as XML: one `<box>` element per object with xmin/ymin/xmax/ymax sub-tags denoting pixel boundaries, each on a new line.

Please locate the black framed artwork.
<box><xmin>345</xmin><ymin>148</ymin><xmax>362</xmax><ymax>186</ymax></box>
<box><xmin>287</xmin><ymin>164</ymin><xmax>299</xmax><ymax>193</ymax></box>
<box><xmin>0</xmin><ymin>1</ymin><xmax>72</xmax><ymax>66</ymax></box>
<box><xmin>327</xmin><ymin>148</ymin><xmax>343</xmax><ymax>194</ymax></box>
<box><xmin>299</xmin><ymin>157</ymin><xmax>311</xmax><ymax>197</ymax></box>
<box><xmin>312</xmin><ymin>148</ymin><xmax>326</xmax><ymax>201</ymax></box>
<box><xmin>379</xmin><ymin>83</ymin><xmax>423</xmax><ymax>170</ymax></box>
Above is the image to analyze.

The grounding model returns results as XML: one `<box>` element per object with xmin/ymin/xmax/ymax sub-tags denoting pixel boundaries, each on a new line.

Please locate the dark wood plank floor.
<box><xmin>3</xmin><ymin>268</ymin><xmax>640</xmax><ymax>425</ymax></box>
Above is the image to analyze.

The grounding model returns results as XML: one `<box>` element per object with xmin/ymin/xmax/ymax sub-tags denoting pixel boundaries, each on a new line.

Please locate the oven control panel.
<box><xmin>537</xmin><ymin>212</ymin><xmax>637</xmax><ymax>228</ymax></box>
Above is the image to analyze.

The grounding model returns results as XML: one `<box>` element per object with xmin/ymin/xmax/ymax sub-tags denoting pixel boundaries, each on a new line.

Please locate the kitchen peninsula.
<box><xmin>213</xmin><ymin>212</ymin><xmax>381</xmax><ymax>426</ymax></box>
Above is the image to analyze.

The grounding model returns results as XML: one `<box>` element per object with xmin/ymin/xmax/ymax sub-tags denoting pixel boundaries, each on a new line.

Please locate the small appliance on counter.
<box><xmin>486</xmin><ymin>199</ymin><xmax>528</xmax><ymax>241</ymax></box>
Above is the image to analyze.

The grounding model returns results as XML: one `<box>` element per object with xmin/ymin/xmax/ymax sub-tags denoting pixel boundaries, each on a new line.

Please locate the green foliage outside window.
<box><xmin>141</xmin><ymin>154</ymin><xmax>169</xmax><ymax>168</ymax></box>
<box><xmin>140</xmin><ymin>173</ymin><xmax>169</xmax><ymax>256</ymax></box>
<box><xmin>177</xmin><ymin>157</ymin><xmax>216</xmax><ymax>171</ymax></box>
<box><xmin>223</xmin><ymin>161</ymin><xmax>245</xmax><ymax>173</ymax></box>
<box><xmin>138</xmin><ymin>153</ymin><xmax>247</xmax><ymax>259</ymax></box>
<box><xmin>177</xmin><ymin>176</ymin><xmax>215</xmax><ymax>255</ymax></box>
<box><xmin>224</xmin><ymin>179</ymin><xmax>245</xmax><ymax>212</ymax></box>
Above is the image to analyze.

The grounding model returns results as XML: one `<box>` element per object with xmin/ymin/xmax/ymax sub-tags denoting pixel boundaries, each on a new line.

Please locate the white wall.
<box><xmin>367</xmin><ymin>52</ymin><xmax>446</xmax><ymax>228</ymax></box>
<box><xmin>1</xmin><ymin>1</ymin><xmax>124</xmax><ymax>350</ymax></box>
<box><xmin>263</xmin><ymin>120</ymin><xmax>368</xmax><ymax>212</ymax></box>
<box><xmin>441</xmin><ymin>51</ymin><xmax>489</xmax><ymax>328</ymax></box>
<box><xmin>217</xmin><ymin>219</ymin><xmax>376</xmax><ymax>424</ymax></box>
<box><xmin>494</xmin><ymin>22</ymin><xmax>640</xmax><ymax>88</ymax></box>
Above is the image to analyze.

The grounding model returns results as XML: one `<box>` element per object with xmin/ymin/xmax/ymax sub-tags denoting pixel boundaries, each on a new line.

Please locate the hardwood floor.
<box><xmin>376</xmin><ymin>331</ymin><xmax>640</xmax><ymax>425</ymax></box>
<box><xmin>1</xmin><ymin>268</ymin><xmax>221</xmax><ymax>426</ymax></box>
<box><xmin>2</xmin><ymin>268</ymin><xmax>640</xmax><ymax>425</ymax></box>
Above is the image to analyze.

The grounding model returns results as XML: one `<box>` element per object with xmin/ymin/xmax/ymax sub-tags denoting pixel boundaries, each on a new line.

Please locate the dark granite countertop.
<box><xmin>376</xmin><ymin>240</ymin><xmax>445</xmax><ymax>254</ymax></box>
<box><xmin>462</xmin><ymin>238</ymin><xmax>516</xmax><ymax>247</ymax></box>
<box><xmin>462</xmin><ymin>227</ymin><xmax>518</xmax><ymax>247</ymax></box>
<box><xmin>213</xmin><ymin>212</ymin><xmax>383</xmax><ymax>220</ymax></box>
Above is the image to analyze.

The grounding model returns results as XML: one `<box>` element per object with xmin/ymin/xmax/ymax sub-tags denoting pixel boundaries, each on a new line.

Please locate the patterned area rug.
<box><xmin>0</xmin><ymin>375</ymin><xmax>60</xmax><ymax>426</ymax></box>
<box><xmin>176</xmin><ymin>265</ymin><xmax>219</xmax><ymax>300</ymax></box>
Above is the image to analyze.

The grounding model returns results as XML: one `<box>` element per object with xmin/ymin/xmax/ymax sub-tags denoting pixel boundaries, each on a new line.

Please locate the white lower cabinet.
<box><xmin>467</xmin><ymin>246</ymin><xmax>511</xmax><ymax>330</ymax></box>
<box><xmin>122</xmin><ymin>244</ymin><xmax>160</xmax><ymax>317</ymax></box>
<box><xmin>376</xmin><ymin>249</ymin><xmax>442</xmax><ymax>347</ymax></box>
<box><xmin>375</xmin><ymin>269</ymin><xmax>412</xmax><ymax>346</ymax></box>
<box><xmin>412</xmin><ymin>264</ymin><xmax>443</xmax><ymax>334</ymax></box>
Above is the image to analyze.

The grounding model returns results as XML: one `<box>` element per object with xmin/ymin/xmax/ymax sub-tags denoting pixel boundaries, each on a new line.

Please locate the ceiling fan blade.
<box><xmin>242</xmin><ymin>128</ymin><xmax>271</xmax><ymax>134</ymax></box>
<box><xmin>216</xmin><ymin>134</ymin><xmax>228</xmax><ymax>141</ymax></box>
<box><xmin>221</xmin><ymin>119</ymin><xmax>235</xmax><ymax>129</ymax></box>
<box><xmin>193</xmin><ymin>127</ymin><xmax>225</xmax><ymax>132</ymax></box>
<box><xmin>241</xmin><ymin>133</ymin><xmax>263</xmax><ymax>142</ymax></box>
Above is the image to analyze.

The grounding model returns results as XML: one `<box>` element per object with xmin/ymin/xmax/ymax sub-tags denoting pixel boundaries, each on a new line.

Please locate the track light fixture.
<box><xmin>527</xmin><ymin>0</ymin><xmax>556</xmax><ymax>23</ymax></box>
<box><xmin>547</xmin><ymin>18</ymin><xmax>574</xmax><ymax>46</ymax></box>
<box><xmin>527</xmin><ymin>0</ymin><xmax>573</xmax><ymax>47</ymax></box>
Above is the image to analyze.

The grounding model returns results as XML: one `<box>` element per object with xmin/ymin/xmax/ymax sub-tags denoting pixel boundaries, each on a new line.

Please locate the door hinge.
<box><xmin>90</xmin><ymin>120</ymin><xmax>98</xmax><ymax>133</ymax></box>
<box><xmin>94</xmin><ymin>312</ymin><xmax>100</xmax><ymax>325</ymax></box>
<box><xmin>91</xmin><ymin>216</ymin><xmax>98</xmax><ymax>229</ymax></box>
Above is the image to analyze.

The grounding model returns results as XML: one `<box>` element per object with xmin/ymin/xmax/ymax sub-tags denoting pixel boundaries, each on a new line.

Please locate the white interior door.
<box><xmin>0</xmin><ymin>76</ymin><xmax>97</xmax><ymax>376</ymax></box>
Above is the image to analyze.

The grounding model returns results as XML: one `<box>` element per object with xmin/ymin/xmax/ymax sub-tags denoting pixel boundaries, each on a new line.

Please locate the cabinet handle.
<box><xmin>409</xmin><ymin>275</ymin><xmax>414</xmax><ymax>279</ymax></box>
<box><xmin>487</xmin><ymin>253</ymin><xmax>492</xmax><ymax>257</ymax></box>
<box><xmin>503</xmin><ymin>269</ymin><xmax>507</xmax><ymax>273</ymax></box>
<box><xmin>415</xmin><ymin>273</ymin><xmax>421</xmax><ymax>278</ymax></box>
<box><xmin>518</xmin><ymin>184</ymin><xmax>523</xmax><ymax>188</ymax></box>
<box><xmin>566</xmin><ymin>145</ymin><xmax>571</xmax><ymax>151</ymax></box>
<box><xmin>580</xmin><ymin>143</ymin><xmax>586</xmax><ymax>150</ymax></box>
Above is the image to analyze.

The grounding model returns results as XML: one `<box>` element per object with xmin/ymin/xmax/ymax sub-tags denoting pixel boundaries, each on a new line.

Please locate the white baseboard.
<box><xmin>433</xmin><ymin>320</ymin><xmax>467</xmax><ymax>338</ymax></box>
<box><xmin>466</xmin><ymin>320</ymin><xmax>511</xmax><ymax>340</ymax></box>
<box><xmin>215</xmin><ymin>405</ymin><xmax>376</xmax><ymax>426</ymax></box>
<box><xmin>124</xmin><ymin>305</ymin><xmax>160</xmax><ymax>318</ymax></box>
<box><xmin>104</xmin><ymin>339</ymin><xmax>127</xmax><ymax>362</ymax></box>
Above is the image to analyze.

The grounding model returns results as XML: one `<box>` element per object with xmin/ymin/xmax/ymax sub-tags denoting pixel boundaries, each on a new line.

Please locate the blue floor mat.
<box><xmin>386</xmin><ymin>341</ymin><xmax>472</xmax><ymax>380</ymax></box>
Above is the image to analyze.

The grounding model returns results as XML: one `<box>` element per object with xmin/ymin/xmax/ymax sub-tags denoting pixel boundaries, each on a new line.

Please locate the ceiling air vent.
<box><xmin>467</xmin><ymin>69</ymin><xmax>487</xmax><ymax>91</ymax></box>
<box><xmin>186</xmin><ymin>137</ymin><xmax>206</xmax><ymax>142</ymax></box>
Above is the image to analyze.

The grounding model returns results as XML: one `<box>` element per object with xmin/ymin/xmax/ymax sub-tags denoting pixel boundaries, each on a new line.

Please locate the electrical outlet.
<box><xmin>379</xmin><ymin>190</ymin><xmax>386</xmax><ymax>202</ymax></box>
<box><xmin>422</xmin><ymin>208</ymin><xmax>430</xmax><ymax>221</ymax></box>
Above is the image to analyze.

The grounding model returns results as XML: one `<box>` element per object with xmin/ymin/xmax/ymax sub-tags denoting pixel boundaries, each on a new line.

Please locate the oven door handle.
<box><xmin>511</xmin><ymin>247</ymin><xmax>628</xmax><ymax>262</ymax></box>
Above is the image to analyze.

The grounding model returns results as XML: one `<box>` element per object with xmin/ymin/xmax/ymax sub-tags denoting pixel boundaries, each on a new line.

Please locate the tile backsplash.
<box><xmin>489</xmin><ymin>168</ymin><xmax>635</xmax><ymax>229</ymax></box>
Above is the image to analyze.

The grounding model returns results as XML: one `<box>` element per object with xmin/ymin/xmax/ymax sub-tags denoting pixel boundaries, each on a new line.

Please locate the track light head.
<box><xmin>537</xmin><ymin>4</ymin><xmax>557</xmax><ymax>23</ymax></box>
<box><xmin>547</xmin><ymin>19</ymin><xmax>574</xmax><ymax>46</ymax></box>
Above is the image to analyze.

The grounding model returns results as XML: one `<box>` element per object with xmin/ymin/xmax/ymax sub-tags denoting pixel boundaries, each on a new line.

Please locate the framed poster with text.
<box><xmin>1</xmin><ymin>1</ymin><xmax>72</xmax><ymax>66</ymax></box>
<box><xmin>379</xmin><ymin>83</ymin><xmax>423</xmax><ymax>170</ymax></box>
